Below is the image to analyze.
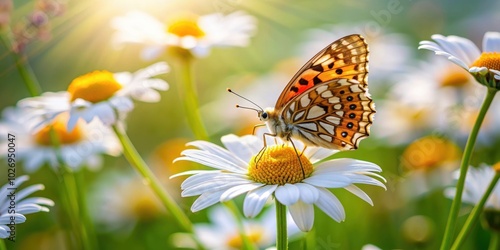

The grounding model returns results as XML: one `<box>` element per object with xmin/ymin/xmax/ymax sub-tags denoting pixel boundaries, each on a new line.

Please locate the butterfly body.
<box><xmin>253</xmin><ymin>34</ymin><xmax>375</xmax><ymax>150</ymax></box>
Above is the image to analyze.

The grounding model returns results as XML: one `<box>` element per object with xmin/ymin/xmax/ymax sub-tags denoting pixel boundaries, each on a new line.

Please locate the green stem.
<box><xmin>111</xmin><ymin>125</ymin><xmax>194</xmax><ymax>232</ymax></box>
<box><xmin>0</xmin><ymin>239</ymin><xmax>6</xmax><ymax>250</ymax></box>
<box><xmin>489</xmin><ymin>231</ymin><xmax>500</xmax><ymax>250</ymax></box>
<box><xmin>275</xmin><ymin>199</ymin><xmax>288</xmax><ymax>250</ymax></box>
<box><xmin>441</xmin><ymin>88</ymin><xmax>497</xmax><ymax>250</ymax></box>
<box><xmin>74</xmin><ymin>170</ymin><xmax>98</xmax><ymax>250</ymax></box>
<box><xmin>0</xmin><ymin>30</ymin><xmax>42</xmax><ymax>96</ymax></box>
<box><xmin>224</xmin><ymin>201</ymin><xmax>257</xmax><ymax>250</ymax></box>
<box><xmin>452</xmin><ymin>172</ymin><xmax>500</xmax><ymax>249</ymax></box>
<box><xmin>176</xmin><ymin>56</ymin><xmax>209</xmax><ymax>140</ymax></box>
<box><xmin>50</xmin><ymin>129</ymin><xmax>93</xmax><ymax>250</ymax></box>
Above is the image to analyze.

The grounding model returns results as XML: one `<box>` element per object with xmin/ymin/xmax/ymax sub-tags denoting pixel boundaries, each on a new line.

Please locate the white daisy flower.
<box><xmin>172</xmin><ymin>133</ymin><xmax>386</xmax><ymax>232</ymax></box>
<box><xmin>88</xmin><ymin>171</ymin><xmax>165</xmax><ymax>233</ymax></box>
<box><xmin>193</xmin><ymin>205</ymin><xmax>301</xmax><ymax>250</ymax></box>
<box><xmin>0</xmin><ymin>175</ymin><xmax>54</xmax><ymax>239</ymax></box>
<box><xmin>399</xmin><ymin>136</ymin><xmax>460</xmax><ymax>199</ymax></box>
<box><xmin>372</xmin><ymin>56</ymin><xmax>500</xmax><ymax>145</ymax></box>
<box><xmin>445</xmin><ymin>164</ymin><xmax>500</xmax><ymax>209</ymax></box>
<box><xmin>18</xmin><ymin>62</ymin><xmax>169</xmax><ymax>131</ymax></box>
<box><xmin>0</xmin><ymin>107</ymin><xmax>121</xmax><ymax>172</ymax></box>
<box><xmin>111</xmin><ymin>11</ymin><xmax>257</xmax><ymax>59</ymax></box>
<box><xmin>419</xmin><ymin>31</ymin><xmax>500</xmax><ymax>88</ymax></box>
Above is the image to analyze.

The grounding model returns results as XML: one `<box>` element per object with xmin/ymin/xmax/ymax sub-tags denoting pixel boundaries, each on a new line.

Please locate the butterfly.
<box><xmin>254</xmin><ymin>34</ymin><xmax>375</xmax><ymax>150</ymax></box>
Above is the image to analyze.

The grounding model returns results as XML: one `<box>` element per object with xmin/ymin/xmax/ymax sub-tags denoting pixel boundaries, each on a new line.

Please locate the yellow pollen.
<box><xmin>248</xmin><ymin>145</ymin><xmax>313</xmax><ymax>185</ymax></box>
<box><xmin>494</xmin><ymin>162</ymin><xmax>500</xmax><ymax>173</ymax></box>
<box><xmin>34</xmin><ymin>113</ymin><xmax>84</xmax><ymax>145</ymax></box>
<box><xmin>167</xmin><ymin>17</ymin><xmax>205</xmax><ymax>38</ymax></box>
<box><xmin>471</xmin><ymin>52</ymin><xmax>500</xmax><ymax>71</ymax></box>
<box><xmin>226</xmin><ymin>231</ymin><xmax>262</xmax><ymax>248</ymax></box>
<box><xmin>440</xmin><ymin>66</ymin><xmax>471</xmax><ymax>87</ymax></box>
<box><xmin>401</xmin><ymin>136</ymin><xmax>460</xmax><ymax>171</ymax></box>
<box><xmin>67</xmin><ymin>70</ymin><xmax>122</xmax><ymax>103</ymax></box>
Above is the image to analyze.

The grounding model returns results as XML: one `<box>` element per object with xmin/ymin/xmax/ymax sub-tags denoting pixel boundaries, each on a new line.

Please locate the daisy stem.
<box><xmin>489</xmin><ymin>231</ymin><xmax>500</xmax><ymax>250</ymax></box>
<box><xmin>441</xmin><ymin>87</ymin><xmax>498</xmax><ymax>250</ymax></box>
<box><xmin>0</xmin><ymin>29</ymin><xmax>42</xmax><ymax>96</ymax></box>
<box><xmin>111</xmin><ymin>125</ymin><xmax>197</xmax><ymax>233</ymax></box>
<box><xmin>50</xmin><ymin>129</ymin><xmax>97</xmax><ymax>250</ymax></box>
<box><xmin>451</xmin><ymin>172</ymin><xmax>500</xmax><ymax>249</ymax></box>
<box><xmin>275</xmin><ymin>199</ymin><xmax>288</xmax><ymax>250</ymax></box>
<box><xmin>224</xmin><ymin>201</ymin><xmax>257</xmax><ymax>250</ymax></box>
<box><xmin>176</xmin><ymin>55</ymin><xmax>209</xmax><ymax>140</ymax></box>
<box><xmin>0</xmin><ymin>239</ymin><xmax>6</xmax><ymax>250</ymax></box>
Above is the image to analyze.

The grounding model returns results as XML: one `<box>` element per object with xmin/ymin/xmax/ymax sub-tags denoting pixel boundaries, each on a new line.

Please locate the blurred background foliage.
<box><xmin>1</xmin><ymin>0</ymin><xmax>500</xmax><ymax>249</ymax></box>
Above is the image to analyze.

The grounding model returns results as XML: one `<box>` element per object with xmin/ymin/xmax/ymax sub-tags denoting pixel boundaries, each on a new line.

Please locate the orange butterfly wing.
<box><xmin>276</xmin><ymin>34</ymin><xmax>369</xmax><ymax>109</ymax></box>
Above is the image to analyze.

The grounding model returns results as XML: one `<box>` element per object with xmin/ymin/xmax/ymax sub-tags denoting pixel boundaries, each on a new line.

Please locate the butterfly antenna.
<box><xmin>227</xmin><ymin>88</ymin><xmax>264</xmax><ymax>112</ymax></box>
<box><xmin>235</xmin><ymin>105</ymin><xmax>260</xmax><ymax>112</ymax></box>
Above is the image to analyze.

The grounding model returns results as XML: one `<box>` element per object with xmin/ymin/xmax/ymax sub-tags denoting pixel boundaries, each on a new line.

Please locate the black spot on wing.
<box><xmin>311</xmin><ymin>64</ymin><xmax>323</xmax><ymax>72</ymax></box>
<box><xmin>299</xmin><ymin>78</ymin><xmax>309</xmax><ymax>85</ymax></box>
<box><xmin>313</xmin><ymin>76</ymin><xmax>322</xmax><ymax>85</ymax></box>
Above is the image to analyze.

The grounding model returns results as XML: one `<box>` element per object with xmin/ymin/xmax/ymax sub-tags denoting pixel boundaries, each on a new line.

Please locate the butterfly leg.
<box><xmin>252</xmin><ymin>124</ymin><xmax>266</xmax><ymax>136</ymax></box>
<box><xmin>288</xmin><ymin>139</ymin><xmax>306</xmax><ymax>178</ymax></box>
<box><xmin>254</xmin><ymin>132</ymin><xmax>277</xmax><ymax>168</ymax></box>
<box><xmin>300</xmin><ymin>146</ymin><xmax>308</xmax><ymax>157</ymax></box>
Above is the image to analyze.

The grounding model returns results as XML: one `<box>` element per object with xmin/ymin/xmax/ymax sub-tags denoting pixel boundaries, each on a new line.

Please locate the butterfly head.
<box><xmin>258</xmin><ymin>107</ymin><xmax>277</xmax><ymax>122</ymax></box>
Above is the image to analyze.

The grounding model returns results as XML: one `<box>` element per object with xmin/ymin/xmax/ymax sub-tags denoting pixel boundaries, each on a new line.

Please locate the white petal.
<box><xmin>275</xmin><ymin>184</ymin><xmax>300</xmax><ymax>206</ymax></box>
<box><xmin>483</xmin><ymin>32</ymin><xmax>500</xmax><ymax>52</ymax></box>
<box><xmin>303</xmin><ymin>174</ymin><xmax>352</xmax><ymax>188</ymax></box>
<box><xmin>17</xmin><ymin>197</ymin><xmax>54</xmax><ymax>207</ymax></box>
<box><xmin>180</xmin><ymin>172</ymin><xmax>245</xmax><ymax>190</ymax></box>
<box><xmin>16</xmin><ymin>204</ymin><xmax>50</xmax><ymax>214</ymax></box>
<box><xmin>295</xmin><ymin>183</ymin><xmax>320</xmax><ymax>204</ymax></box>
<box><xmin>243</xmin><ymin>185</ymin><xmax>277</xmax><ymax>218</ymax></box>
<box><xmin>199</xmin><ymin>11</ymin><xmax>257</xmax><ymax>48</ymax></box>
<box><xmin>419</xmin><ymin>34</ymin><xmax>480</xmax><ymax>69</ymax></box>
<box><xmin>16</xmin><ymin>184</ymin><xmax>45</xmax><ymax>201</ymax></box>
<box><xmin>345</xmin><ymin>175</ymin><xmax>387</xmax><ymax>189</ymax></box>
<box><xmin>288</xmin><ymin>200</ymin><xmax>314</xmax><ymax>232</ymax></box>
<box><xmin>220</xmin><ymin>183</ymin><xmax>264</xmax><ymax>201</ymax></box>
<box><xmin>344</xmin><ymin>185</ymin><xmax>373</xmax><ymax>206</ymax></box>
<box><xmin>187</xmin><ymin>140</ymin><xmax>248</xmax><ymax>168</ymax></box>
<box><xmin>0</xmin><ymin>226</ymin><xmax>8</xmax><ymax>238</ymax></box>
<box><xmin>170</xmin><ymin>170</ymin><xmax>219</xmax><ymax>178</ymax></box>
<box><xmin>191</xmin><ymin>190</ymin><xmax>225</xmax><ymax>212</ymax></box>
<box><xmin>314</xmin><ymin>159</ymin><xmax>382</xmax><ymax>174</ymax></box>
<box><xmin>0</xmin><ymin>214</ymin><xmax>25</xmax><ymax>224</ymax></box>
<box><xmin>177</xmin><ymin>149</ymin><xmax>246</xmax><ymax>173</ymax></box>
<box><xmin>431</xmin><ymin>34</ymin><xmax>480</xmax><ymax>66</ymax></box>
<box><xmin>303</xmin><ymin>146</ymin><xmax>337</xmax><ymax>164</ymax></box>
<box><xmin>182</xmin><ymin>176</ymin><xmax>252</xmax><ymax>197</ymax></box>
<box><xmin>221</xmin><ymin>134</ymin><xmax>263</xmax><ymax>163</ymax></box>
<box><xmin>315</xmin><ymin>187</ymin><xmax>345</xmax><ymax>222</ymax></box>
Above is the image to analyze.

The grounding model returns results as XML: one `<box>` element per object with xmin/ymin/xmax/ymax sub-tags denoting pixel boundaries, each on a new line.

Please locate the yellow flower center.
<box><xmin>130</xmin><ymin>193</ymin><xmax>163</xmax><ymax>221</ymax></box>
<box><xmin>167</xmin><ymin>17</ymin><xmax>205</xmax><ymax>38</ymax></box>
<box><xmin>493</xmin><ymin>162</ymin><xmax>500</xmax><ymax>173</ymax></box>
<box><xmin>248</xmin><ymin>145</ymin><xmax>313</xmax><ymax>185</ymax></box>
<box><xmin>226</xmin><ymin>230</ymin><xmax>262</xmax><ymax>249</ymax></box>
<box><xmin>440</xmin><ymin>66</ymin><xmax>471</xmax><ymax>87</ymax></box>
<box><xmin>401</xmin><ymin>136</ymin><xmax>460</xmax><ymax>171</ymax></box>
<box><xmin>67</xmin><ymin>70</ymin><xmax>122</xmax><ymax>103</ymax></box>
<box><xmin>471</xmin><ymin>52</ymin><xmax>500</xmax><ymax>71</ymax></box>
<box><xmin>34</xmin><ymin>113</ymin><xmax>84</xmax><ymax>145</ymax></box>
